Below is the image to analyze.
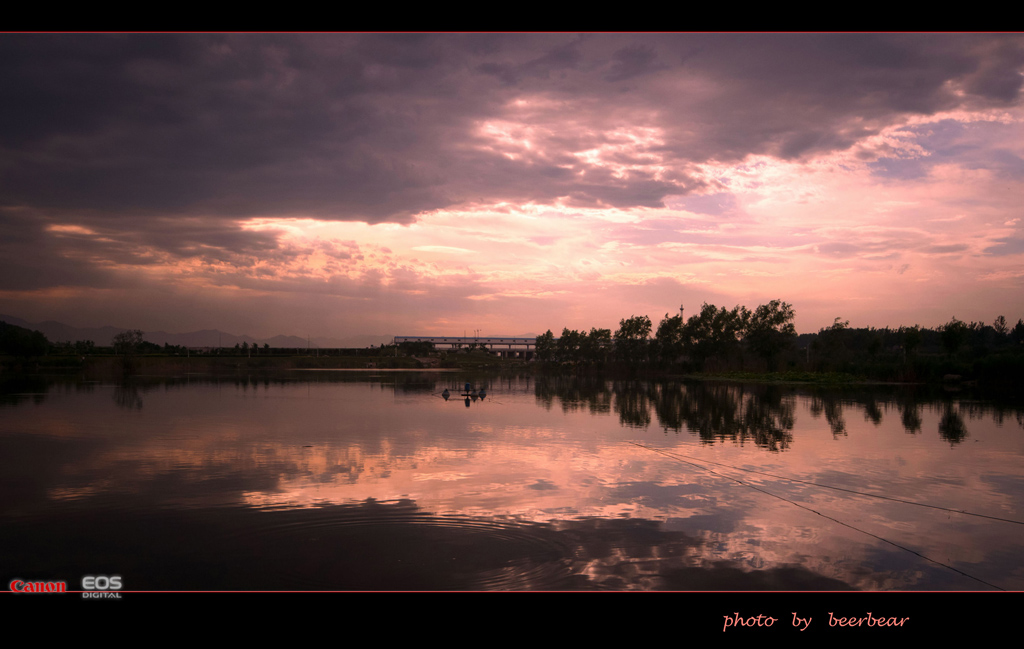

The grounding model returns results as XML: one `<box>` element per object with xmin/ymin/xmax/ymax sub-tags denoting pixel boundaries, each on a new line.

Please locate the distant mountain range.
<box><xmin>0</xmin><ymin>314</ymin><xmax>394</xmax><ymax>349</ymax></box>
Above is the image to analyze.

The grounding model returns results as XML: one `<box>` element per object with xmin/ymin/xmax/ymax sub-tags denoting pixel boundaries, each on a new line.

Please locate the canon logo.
<box><xmin>9</xmin><ymin>579</ymin><xmax>67</xmax><ymax>593</ymax></box>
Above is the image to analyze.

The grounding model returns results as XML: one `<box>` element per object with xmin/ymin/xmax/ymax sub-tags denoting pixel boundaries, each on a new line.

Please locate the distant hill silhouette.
<box><xmin>0</xmin><ymin>314</ymin><xmax>392</xmax><ymax>349</ymax></box>
<box><xmin>0</xmin><ymin>314</ymin><xmax>126</xmax><ymax>347</ymax></box>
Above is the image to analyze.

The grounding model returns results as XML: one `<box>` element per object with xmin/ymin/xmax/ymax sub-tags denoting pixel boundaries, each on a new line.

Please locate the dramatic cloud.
<box><xmin>1</xmin><ymin>34</ymin><xmax>1023</xmax><ymax>337</ymax></box>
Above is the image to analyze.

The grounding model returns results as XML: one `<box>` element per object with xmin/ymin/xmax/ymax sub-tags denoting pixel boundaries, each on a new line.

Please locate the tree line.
<box><xmin>806</xmin><ymin>315</ymin><xmax>1024</xmax><ymax>384</ymax></box>
<box><xmin>535</xmin><ymin>300</ymin><xmax>798</xmax><ymax>371</ymax></box>
<box><xmin>534</xmin><ymin>303</ymin><xmax>1024</xmax><ymax>383</ymax></box>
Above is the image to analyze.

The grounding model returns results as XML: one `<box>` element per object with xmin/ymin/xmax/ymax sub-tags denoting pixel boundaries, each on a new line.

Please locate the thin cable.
<box><xmin>633</xmin><ymin>443</ymin><xmax>1024</xmax><ymax>526</ymax></box>
<box><xmin>629</xmin><ymin>441</ymin><xmax>1005</xmax><ymax>591</ymax></box>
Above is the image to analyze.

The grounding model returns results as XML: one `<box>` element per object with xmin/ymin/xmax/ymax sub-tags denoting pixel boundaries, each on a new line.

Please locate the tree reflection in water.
<box><xmin>113</xmin><ymin>382</ymin><xmax>143</xmax><ymax>410</ymax></box>
<box><xmin>533</xmin><ymin>378</ymin><xmax>995</xmax><ymax>451</ymax></box>
<box><xmin>810</xmin><ymin>393</ymin><xmax>847</xmax><ymax>438</ymax></box>
<box><xmin>897</xmin><ymin>394</ymin><xmax>923</xmax><ymax>434</ymax></box>
<box><xmin>939</xmin><ymin>403</ymin><xmax>969</xmax><ymax>446</ymax></box>
<box><xmin>537</xmin><ymin>379</ymin><xmax>796</xmax><ymax>452</ymax></box>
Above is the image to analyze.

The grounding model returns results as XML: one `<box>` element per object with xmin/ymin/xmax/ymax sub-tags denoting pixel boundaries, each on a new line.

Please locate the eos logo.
<box><xmin>81</xmin><ymin>575</ymin><xmax>123</xmax><ymax>598</ymax></box>
<box><xmin>82</xmin><ymin>575</ymin><xmax>122</xmax><ymax>590</ymax></box>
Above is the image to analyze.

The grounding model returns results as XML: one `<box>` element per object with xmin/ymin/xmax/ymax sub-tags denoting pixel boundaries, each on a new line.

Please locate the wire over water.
<box><xmin>629</xmin><ymin>443</ymin><xmax>1024</xmax><ymax>526</ymax></box>
<box><xmin>629</xmin><ymin>441</ymin><xmax>1006</xmax><ymax>591</ymax></box>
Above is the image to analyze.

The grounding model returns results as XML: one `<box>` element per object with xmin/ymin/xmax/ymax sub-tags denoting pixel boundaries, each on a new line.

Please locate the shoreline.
<box><xmin>289</xmin><ymin>367</ymin><xmax>461</xmax><ymax>372</ymax></box>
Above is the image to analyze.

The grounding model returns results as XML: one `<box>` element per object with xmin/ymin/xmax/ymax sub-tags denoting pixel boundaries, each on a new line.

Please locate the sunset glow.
<box><xmin>2</xmin><ymin>34</ymin><xmax>1023</xmax><ymax>339</ymax></box>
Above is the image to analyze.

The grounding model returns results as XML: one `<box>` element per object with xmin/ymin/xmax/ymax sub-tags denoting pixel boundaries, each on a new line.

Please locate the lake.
<box><xmin>2</xmin><ymin>371</ymin><xmax>1023</xmax><ymax>591</ymax></box>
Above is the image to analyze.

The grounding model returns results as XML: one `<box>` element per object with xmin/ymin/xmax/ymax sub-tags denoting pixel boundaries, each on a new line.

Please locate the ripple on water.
<box><xmin>218</xmin><ymin>500</ymin><xmax>582</xmax><ymax>590</ymax></box>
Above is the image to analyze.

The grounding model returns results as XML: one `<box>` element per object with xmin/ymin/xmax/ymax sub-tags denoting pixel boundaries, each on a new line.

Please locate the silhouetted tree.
<box><xmin>682</xmin><ymin>303</ymin><xmax>748</xmax><ymax>370</ymax></box>
<box><xmin>940</xmin><ymin>317</ymin><xmax>969</xmax><ymax>356</ymax></box>
<box><xmin>744</xmin><ymin>300</ymin><xmax>796</xmax><ymax>370</ymax></box>
<box><xmin>821</xmin><ymin>318</ymin><xmax>849</xmax><ymax>343</ymax></box>
<box><xmin>398</xmin><ymin>340</ymin><xmax>435</xmax><ymax>355</ymax></box>
<box><xmin>581</xmin><ymin>328</ymin><xmax>611</xmax><ymax>365</ymax></box>
<box><xmin>655</xmin><ymin>313</ymin><xmax>685</xmax><ymax>366</ymax></box>
<box><xmin>900</xmin><ymin>325</ymin><xmax>922</xmax><ymax>359</ymax></box>
<box><xmin>994</xmin><ymin>316</ymin><xmax>1009</xmax><ymax>337</ymax></box>
<box><xmin>112</xmin><ymin>329</ymin><xmax>145</xmax><ymax>374</ymax></box>
<box><xmin>811</xmin><ymin>318</ymin><xmax>850</xmax><ymax>370</ymax></box>
<box><xmin>535</xmin><ymin>330</ymin><xmax>556</xmax><ymax>362</ymax></box>
<box><xmin>614</xmin><ymin>315</ymin><xmax>652</xmax><ymax>366</ymax></box>
<box><xmin>557</xmin><ymin>328</ymin><xmax>586</xmax><ymax>365</ymax></box>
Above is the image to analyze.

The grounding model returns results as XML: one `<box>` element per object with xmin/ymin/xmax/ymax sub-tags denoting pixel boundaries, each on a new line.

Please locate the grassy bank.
<box><xmin>1</xmin><ymin>353</ymin><xmax>422</xmax><ymax>376</ymax></box>
<box><xmin>5</xmin><ymin>350</ymin><xmax>1021</xmax><ymax>394</ymax></box>
<box><xmin>0</xmin><ymin>351</ymin><xmax>537</xmax><ymax>377</ymax></box>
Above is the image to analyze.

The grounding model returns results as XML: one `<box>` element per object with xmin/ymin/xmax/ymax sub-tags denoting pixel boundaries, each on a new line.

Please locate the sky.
<box><xmin>1</xmin><ymin>33</ymin><xmax>1023</xmax><ymax>340</ymax></box>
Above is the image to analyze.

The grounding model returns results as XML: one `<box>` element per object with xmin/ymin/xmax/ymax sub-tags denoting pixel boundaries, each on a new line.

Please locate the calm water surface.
<box><xmin>2</xmin><ymin>372</ymin><xmax>1023</xmax><ymax>591</ymax></box>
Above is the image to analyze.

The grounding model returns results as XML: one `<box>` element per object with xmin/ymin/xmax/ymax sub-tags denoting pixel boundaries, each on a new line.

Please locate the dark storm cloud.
<box><xmin>2</xmin><ymin>33</ymin><xmax>1021</xmax><ymax>229</ymax></box>
<box><xmin>646</xmin><ymin>33</ymin><xmax>1024</xmax><ymax>161</ymax></box>
<box><xmin>122</xmin><ymin>218</ymin><xmax>284</xmax><ymax>264</ymax></box>
<box><xmin>0</xmin><ymin>34</ymin><xmax>478</xmax><ymax>222</ymax></box>
<box><xmin>605</xmin><ymin>44</ymin><xmax>667</xmax><ymax>82</ymax></box>
<box><xmin>0</xmin><ymin>210</ymin><xmax>122</xmax><ymax>290</ymax></box>
<box><xmin>476</xmin><ymin>36</ymin><xmax>585</xmax><ymax>85</ymax></box>
<box><xmin>0</xmin><ymin>205</ymin><xmax>298</xmax><ymax>293</ymax></box>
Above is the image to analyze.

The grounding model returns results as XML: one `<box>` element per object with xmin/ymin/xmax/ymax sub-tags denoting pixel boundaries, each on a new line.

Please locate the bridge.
<box><xmin>393</xmin><ymin>336</ymin><xmax>536</xmax><ymax>359</ymax></box>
